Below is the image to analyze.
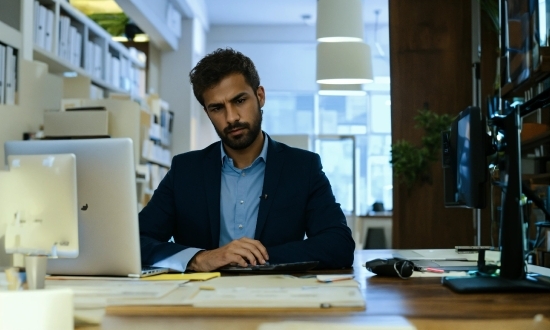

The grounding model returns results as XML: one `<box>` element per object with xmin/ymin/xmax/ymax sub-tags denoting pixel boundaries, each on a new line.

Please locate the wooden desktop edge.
<box><xmin>105</xmin><ymin>305</ymin><xmax>366</xmax><ymax>316</ymax></box>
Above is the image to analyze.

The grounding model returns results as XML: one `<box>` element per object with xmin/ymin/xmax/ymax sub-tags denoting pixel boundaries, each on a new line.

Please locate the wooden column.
<box><xmin>390</xmin><ymin>0</ymin><xmax>475</xmax><ymax>248</ymax></box>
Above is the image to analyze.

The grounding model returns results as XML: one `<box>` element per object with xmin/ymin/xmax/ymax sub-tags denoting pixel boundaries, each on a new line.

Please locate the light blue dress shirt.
<box><xmin>153</xmin><ymin>135</ymin><xmax>269</xmax><ymax>272</ymax></box>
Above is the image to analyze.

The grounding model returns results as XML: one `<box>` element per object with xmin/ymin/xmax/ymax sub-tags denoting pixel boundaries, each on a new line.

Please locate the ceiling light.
<box><xmin>318</xmin><ymin>84</ymin><xmax>366</xmax><ymax>96</ymax></box>
<box><xmin>316</xmin><ymin>0</ymin><xmax>364</xmax><ymax>42</ymax></box>
<box><xmin>316</xmin><ymin>42</ymin><xmax>373</xmax><ymax>84</ymax></box>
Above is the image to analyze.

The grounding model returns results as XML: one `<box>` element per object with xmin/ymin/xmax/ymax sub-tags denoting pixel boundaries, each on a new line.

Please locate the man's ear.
<box><xmin>256</xmin><ymin>86</ymin><xmax>266</xmax><ymax>108</ymax></box>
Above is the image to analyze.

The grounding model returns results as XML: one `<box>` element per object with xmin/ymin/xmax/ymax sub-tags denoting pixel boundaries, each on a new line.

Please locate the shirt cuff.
<box><xmin>152</xmin><ymin>247</ymin><xmax>203</xmax><ymax>272</ymax></box>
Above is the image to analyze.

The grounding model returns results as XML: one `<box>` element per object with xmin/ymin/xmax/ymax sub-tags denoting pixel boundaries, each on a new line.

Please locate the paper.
<box><xmin>45</xmin><ymin>279</ymin><xmax>179</xmax><ymax>309</ymax></box>
<box><xmin>189</xmin><ymin>286</ymin><xmax>365</xmax><ymax>308</ymax></box>
<box><xmin>411</xmin><ymin>271</ymin><xmax>469</xmax><ymax>278</ymax></box>
<box><xmin>316</xmin><ymin>274</ymin><xmax>354</xmax><ymax>283</ymax></box>
<box><xmin>0</xmin><ymin>288</ymin><xmax>73</xmax><ymax>330</ymax></box>
<box><xmin>528</xmin><ymin>264</ymin><xmax>550</xmax><ymax>277</ymax></box>
<box><xmin>258</xmin><ymin>319</ymin><xmax>417</xmax><ymax>330</ymax></box>
<box><xmin>179</xmin><ymin>275</ymin><xmax>364</xmax><ymax>308</ymax></box>
<box><xmin>142</xmin><ymin>272</ymin><xmax>220</xmax><ymax>281</ymax></box>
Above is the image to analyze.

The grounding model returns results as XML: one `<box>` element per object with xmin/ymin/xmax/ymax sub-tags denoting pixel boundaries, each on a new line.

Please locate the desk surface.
<box><xmin>82</xmin><ymin>250</ymin><xmax>550</xmax><ymax>330</ymax></box>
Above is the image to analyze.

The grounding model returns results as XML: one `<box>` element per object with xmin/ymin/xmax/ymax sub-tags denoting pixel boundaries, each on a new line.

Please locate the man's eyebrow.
<box><xmin>230</xmin><ymin>92</ymin><xmax>248</xmax><ymax>102</ymax></box>
<box><xmin>206</xmin><ymin>92</ymin><xmax>248</xmax><ymax>110</ymax></box>
<box><xmin>206</xmin><ymin>101</ymin><xmax>223</xmax><ymax>110</ymax></box>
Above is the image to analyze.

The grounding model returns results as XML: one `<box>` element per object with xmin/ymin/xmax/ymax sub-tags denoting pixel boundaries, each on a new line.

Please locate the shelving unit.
<box><xmin>31</xmin><ymin>0</ymin><xmax>146</xmax><ymax>98</ymax></box>
<box><xmin>0</xmin><ymin>0</ymin><xmax>166</xmax><ymax>211</ymax></box>
<box><xmin>136</xmin><ymin>95</ymin><xmax>173</xmax><ymax>208</ymax></box>
<box><xmin>488</xmin><ymin>2</ymin><xmax>550</xmax><ymax>268</ymax></box>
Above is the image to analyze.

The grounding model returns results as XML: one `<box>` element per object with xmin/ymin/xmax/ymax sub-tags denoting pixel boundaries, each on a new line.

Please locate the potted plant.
<box><xmin>390</xmin><ymin>107</ymin><xmax>454</xmax><ymax>189</ymax></box>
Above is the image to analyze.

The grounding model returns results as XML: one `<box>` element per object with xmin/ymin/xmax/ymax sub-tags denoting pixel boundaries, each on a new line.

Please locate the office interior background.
<box><xmin>0</xmin><ymin>0</ymin><xmax>392</xmax><ymax>247</ymax></box>
<box><xmin>1</xmin><ymin>0</ymin><xmax>502</xmax><ymax>251</ymax></box>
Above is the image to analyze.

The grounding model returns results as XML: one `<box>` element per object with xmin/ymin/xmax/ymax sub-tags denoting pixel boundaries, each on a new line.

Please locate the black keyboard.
<box><xmin>219</xmin><ymin>261</ymin><xmax>319</xmax><ymax>272</ymax></box>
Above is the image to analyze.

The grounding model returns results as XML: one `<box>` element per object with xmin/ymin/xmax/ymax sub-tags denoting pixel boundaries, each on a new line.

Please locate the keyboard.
<box><xmin>219</xmin><ymin>261</ymin><xmax>319</xmax><ymax>272</ymax></box>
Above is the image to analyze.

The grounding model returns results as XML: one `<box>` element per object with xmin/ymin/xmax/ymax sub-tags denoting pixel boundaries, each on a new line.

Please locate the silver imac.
<box><xmin>4</xmin><ymin>138</ymin><xmax>142</xmax><ymax>276</ymax></box>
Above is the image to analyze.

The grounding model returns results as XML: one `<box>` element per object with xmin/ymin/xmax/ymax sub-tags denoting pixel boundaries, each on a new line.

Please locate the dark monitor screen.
<box><xmin>442</xmin><ymin>106</ymin><xmax>487</xmax><ymax>209</ymax></box>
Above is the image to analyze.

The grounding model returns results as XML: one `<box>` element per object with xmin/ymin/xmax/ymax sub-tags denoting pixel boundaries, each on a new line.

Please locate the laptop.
<box><xmin>4</xmin><ymin>138</ymin><xmax>168</xmax><ymax>278</ymax></box>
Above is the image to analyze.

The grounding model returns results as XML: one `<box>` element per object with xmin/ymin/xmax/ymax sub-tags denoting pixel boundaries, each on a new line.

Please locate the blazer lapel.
<box><xmin>204</xmin><ymin>143</ymin><xmax>222</xmax><ymax>248</ymax></box>
<box><xmin>255</xmin><ymin>136</ymin><xmax>285</xmax><ymax>239</ymax></box>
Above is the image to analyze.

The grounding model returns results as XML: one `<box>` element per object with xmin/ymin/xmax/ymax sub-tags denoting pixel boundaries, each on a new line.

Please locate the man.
<box><xmin>139</xmin><ymin>48</ymin><xmax>355</xmax><ymax>272</ymax></box>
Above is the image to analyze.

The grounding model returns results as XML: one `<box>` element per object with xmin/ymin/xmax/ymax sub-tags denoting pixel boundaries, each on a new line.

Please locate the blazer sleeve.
<box><xmin>138</xmin><ymin>158</ymin><xmax>189</xmax><ymax>265</ymax></box>
<box><xmin>266</xmin><ymin>153</ymin><xmax>355</xmax><ymax>269</ymax></box>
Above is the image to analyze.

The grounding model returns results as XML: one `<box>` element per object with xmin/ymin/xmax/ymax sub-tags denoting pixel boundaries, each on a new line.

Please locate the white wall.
<box><xmin>206</xmin><ymin>24</ymin><xmax>390</xmax><ymax>93</ymax></box>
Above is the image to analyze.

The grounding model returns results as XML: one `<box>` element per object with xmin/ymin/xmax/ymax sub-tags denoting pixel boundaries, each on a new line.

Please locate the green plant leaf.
<box><xmin>88</xmin><ymin>13</ymin><xmax>129</xmax><ymax>37</ymax></box>
<box><xmin>390</xmin><ymin>109</ymin><xmax>453</xmax><ymax>189</ymax></box>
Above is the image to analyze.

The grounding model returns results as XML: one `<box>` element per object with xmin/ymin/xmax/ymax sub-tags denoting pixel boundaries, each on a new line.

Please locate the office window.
<box><xmin>262</xmin><ymin>93</ymin><xmax>314</xmax><ymax>135</ymax></box>
<box><xmin>263</xmin><ymin>91</ymin><xmax>392</xmax><ymax>215</ymax></box>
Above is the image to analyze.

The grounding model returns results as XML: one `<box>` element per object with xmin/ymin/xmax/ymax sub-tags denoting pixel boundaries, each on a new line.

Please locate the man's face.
<box><xmin>203</xmin><ymin>73</ymin><xmax>265</xmax><ymax>150</ymax></box>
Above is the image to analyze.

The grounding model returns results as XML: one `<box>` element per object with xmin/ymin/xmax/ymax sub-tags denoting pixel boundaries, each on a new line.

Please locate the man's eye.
<box><xmin>209</xmin><ymin>107</ymin><xmax>220</xmax><ymax>112</ymax></box>
<box><xmin>236</xmin><ymin>98</ymin><xmax>246</xmax><ymax>104</ymax></box>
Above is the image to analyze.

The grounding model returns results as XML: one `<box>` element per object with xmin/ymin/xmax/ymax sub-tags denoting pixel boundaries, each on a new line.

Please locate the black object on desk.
<box><xmin>364</xmin><ymin>258</ymin><xmax>413</xmax><ymax>278</ymax></box>
<box><xmin>219</xmin><ymin>261</ymin><xmax>319</xmax><ymax>273</ymax></box>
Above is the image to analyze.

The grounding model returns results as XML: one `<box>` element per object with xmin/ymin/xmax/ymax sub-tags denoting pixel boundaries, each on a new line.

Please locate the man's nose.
<box><xmin>225</xmin><ymin>104</ymin><xmax>240</xmax><ymax>123</ymax></box>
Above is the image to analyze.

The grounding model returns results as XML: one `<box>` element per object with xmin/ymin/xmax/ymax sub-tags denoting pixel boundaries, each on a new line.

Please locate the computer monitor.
<box><xmin>442</xmin><ymin>106</ymin><xmax>487</xmax><ymax>208</ymax></box>
<box><xmin>441</xmin><ymin>105</ymin><xmax>550</xmax><ymax>293</ymax></box>
<box><xmin>1</xmin><ymin>154</ymin><xmax>78</xmax><ymax>258</ymax></box>
<box><xmin>4</xmin><ymin>138</ymin><xmax>142</xmax><ymax>276</ymax></box>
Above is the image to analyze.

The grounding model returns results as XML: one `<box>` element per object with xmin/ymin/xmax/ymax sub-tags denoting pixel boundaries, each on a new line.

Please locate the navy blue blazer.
<box><xmin>139</xmin><ymin>135</ymin><xmax>355</xmax><ymax>269</ymax></box>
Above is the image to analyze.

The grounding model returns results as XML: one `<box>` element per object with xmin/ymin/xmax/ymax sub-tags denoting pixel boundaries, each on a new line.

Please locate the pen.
<box><xmin>422</xmin><ymin>267</ymin><xmax>445</xmax><ymax>273</ymax></box>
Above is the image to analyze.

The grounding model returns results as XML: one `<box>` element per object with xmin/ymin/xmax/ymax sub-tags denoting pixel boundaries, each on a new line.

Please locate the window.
<box><xmin>263</xmin><ymin>90</ymin><xmax>392</xmax><ymax>216</ymax></box>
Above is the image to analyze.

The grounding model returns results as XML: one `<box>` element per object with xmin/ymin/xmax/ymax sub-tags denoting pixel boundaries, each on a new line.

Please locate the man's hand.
<box><xmin>188</xmin><ymin>237</ymin><xmax>269</xmax><ymax>272</ymax></box>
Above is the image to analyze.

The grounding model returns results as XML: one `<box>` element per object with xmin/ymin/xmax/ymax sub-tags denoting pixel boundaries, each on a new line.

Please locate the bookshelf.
<box><xmin>0</xmin><ymin>0</ymin><xmax>168</xmax><ymax>210</ymax></box>
<box><xmin>490</xmin><ymin>1</ymin><xmax>550</xmax><ymax>268</ymax></box>
<box><xmin>31</xmin><ymin>0</ymin><xmax>146</xmax><ymax>98</ymax></box>
<box><xmin>138</xmin><ymin>95</ymin><xmax>173</xmax><ymax>208</ymax></box>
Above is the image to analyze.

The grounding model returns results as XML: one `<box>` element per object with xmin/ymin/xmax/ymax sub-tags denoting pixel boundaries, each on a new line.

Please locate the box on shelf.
<box><xmin>43</xmin><ymin>108</ymin><xmax>108</xmax><ymax>138</ymax></box>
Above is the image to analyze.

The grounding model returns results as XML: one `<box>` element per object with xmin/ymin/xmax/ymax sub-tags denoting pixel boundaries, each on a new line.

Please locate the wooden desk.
<box><xmin>82</xmin><ymin>250</ymin><xmax>550</xmax><ymax>330</ymax></box>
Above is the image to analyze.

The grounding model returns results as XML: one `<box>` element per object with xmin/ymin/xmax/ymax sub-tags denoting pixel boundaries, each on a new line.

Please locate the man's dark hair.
<box><xmin>189</xmin><ymin>48</ymin><xmax>261</xmax><ymax>107</ymax></box>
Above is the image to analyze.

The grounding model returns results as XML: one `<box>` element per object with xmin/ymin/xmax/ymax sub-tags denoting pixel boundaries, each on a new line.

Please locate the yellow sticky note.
<box><xmin>142</xmin><ymin>272</ymin><xmax>221</xmax><ymax>281</ymax></box>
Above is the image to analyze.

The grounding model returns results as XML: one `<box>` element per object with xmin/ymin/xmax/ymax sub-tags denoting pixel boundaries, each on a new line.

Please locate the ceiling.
<box><xmin>71</xmin><ymin>0</ymin><xmax>389</xmax><ymax>26</ymax></box>
<box><xmin>204</xmin><ymin>0</ymin><xmax>389</xmax><ymax>26</ymax></box>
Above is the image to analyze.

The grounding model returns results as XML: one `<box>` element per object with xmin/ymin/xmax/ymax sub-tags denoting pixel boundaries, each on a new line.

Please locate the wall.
<box><xmin>0</xmin><ymin>60</ymin><xmax>63</xmax><ymax>164</ymax></box>
<box><xmin>206</xmin><ymin>24</ymin><xmax>390</xmax><ymax>93</ymax></box>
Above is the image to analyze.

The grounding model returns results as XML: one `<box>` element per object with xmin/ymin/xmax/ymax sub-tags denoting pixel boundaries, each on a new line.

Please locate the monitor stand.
<box><xmin>442</xmin><ymin>275</ymin><xmax>550</xmax><ymax>293</ymax></box>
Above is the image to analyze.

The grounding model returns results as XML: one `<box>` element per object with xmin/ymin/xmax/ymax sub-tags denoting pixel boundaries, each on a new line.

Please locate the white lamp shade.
<box><xmin>316</xmin><ymin>42</ymin><xmax>373</xmax><ymax>84</ymax></box>
<box><xmin>318</xmin><ymin>84</ymin><xmax>366</xmax><ymax>96</ymax></box>
<box><xmin>316</xmin><ymin>0</ymin><xmax>364</xmax><ymax>42</ymax></box>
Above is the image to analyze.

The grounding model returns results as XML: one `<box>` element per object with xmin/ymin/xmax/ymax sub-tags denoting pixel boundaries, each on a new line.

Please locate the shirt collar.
<box><xmin>220</xmin><ymin>132</ymin><xmax>269</xmax><ymax>166</ymax></box>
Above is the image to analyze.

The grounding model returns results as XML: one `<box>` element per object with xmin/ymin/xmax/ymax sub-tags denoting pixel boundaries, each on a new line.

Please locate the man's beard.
<box><xmin>215</xmin><ymin>101</ymin><xmax>262</xmax><ymax>150</ymax></box>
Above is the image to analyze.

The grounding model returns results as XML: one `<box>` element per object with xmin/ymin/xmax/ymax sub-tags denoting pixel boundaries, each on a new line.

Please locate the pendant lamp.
<box><xmin>316</xmin><ymin>0</ymin><xmax>364</xmax><ymax>42</ymax></box>
<box><xmin>316</xmin><ymin>42</ymin><xmax>373</xmax><ymax>84</ymax></box>
<box><xmin>318</xmin><ymin>84</ymin><xmax>366</xmax><ymax>96</ymax></box>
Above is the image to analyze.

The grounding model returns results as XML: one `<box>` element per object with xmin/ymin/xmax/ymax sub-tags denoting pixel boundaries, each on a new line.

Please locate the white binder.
<box><xmin>0</xmin><ymin>43</ymin><xmax>5</xmax><ymax>104</ymax></box>
<box><xmin>4</xmin><ymin>46</ymin><xmax>15</xmax><ymax>105</ymax></box>
<box><xmin>36</xmin><ymin>5</ymin><xmax>47</xmax><ymax>48</ymax></box>
<box><xmin>44</xmin><ymin>8</ymin><xmax>54</xmax><ymax>52</ymax></box>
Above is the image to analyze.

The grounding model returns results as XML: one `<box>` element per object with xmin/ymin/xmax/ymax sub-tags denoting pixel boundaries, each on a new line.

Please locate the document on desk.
<box><xmin>45</xmin><ymin>279</ymin><xmax>181</xmax><ymax>309</ymax></box>
<box><xmin>259</xmin><ymin>318</ymin><xmax>417</xmax><ymax>330</ymax></box>
<box><xmin>108</xmin><ymin>275</ymin><xmax>365</xmax><ymax>310</ymax></box>
<box><xmin>189</xmin><ymin>286</ymin><xmax>364</xmax><ymax>308</ymax></box>
<box><xmin>187</xmin><ymin>275</ymin><xmax>363</xmax><ymax>309</ymax></box>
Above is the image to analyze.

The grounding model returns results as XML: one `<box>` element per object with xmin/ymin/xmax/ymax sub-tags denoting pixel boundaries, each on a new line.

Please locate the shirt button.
<box><xmin>240</xmin><ymin>200</ymin><xmax>244</xmax><ymax>204</ymax></box>
<box><xmin>238</xmin><ymin>224</ymin><xmax>243</xmax><ymax>229</ymax></box>
<box><xmin>242</xmin><ymin>172</ymin><xmax>246</xmax><ymax>176</ymax></box>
